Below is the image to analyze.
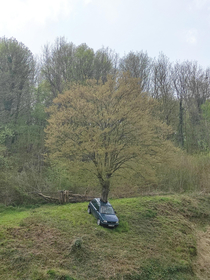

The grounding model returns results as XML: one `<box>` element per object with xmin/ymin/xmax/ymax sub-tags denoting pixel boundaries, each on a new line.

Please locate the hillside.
<box><xmin>1</xmin><ymin>194</ymin><xmax>210</xmax><ymax>280</ymax></box>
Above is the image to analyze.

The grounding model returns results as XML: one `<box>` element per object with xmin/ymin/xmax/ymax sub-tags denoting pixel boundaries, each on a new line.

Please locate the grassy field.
<box><xmin>1</xmin><ymin>194</ymin><xmax>210</xmax><ymax>280</ymax></box>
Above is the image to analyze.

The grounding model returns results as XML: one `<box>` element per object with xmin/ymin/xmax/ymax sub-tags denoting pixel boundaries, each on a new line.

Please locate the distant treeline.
<box><xmin>0</xmin><ymin>36</ymin><xmax>210</xmax><ymax>205</ymax></box>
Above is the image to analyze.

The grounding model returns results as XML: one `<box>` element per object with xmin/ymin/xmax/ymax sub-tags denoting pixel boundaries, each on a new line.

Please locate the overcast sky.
<box><xmin>0</xmin><ymin>0</ymin><xmax>210</xmax><ymax>68</ymax></box>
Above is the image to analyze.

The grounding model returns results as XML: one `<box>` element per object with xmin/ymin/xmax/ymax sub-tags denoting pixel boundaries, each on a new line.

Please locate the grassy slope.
<box><xmin>0</xmin><ymin>195</ymin><xmax>210</xmax><ymax>280</ymax></box>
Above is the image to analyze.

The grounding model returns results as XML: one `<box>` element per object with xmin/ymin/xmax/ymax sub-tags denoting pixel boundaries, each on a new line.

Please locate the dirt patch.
<box><xmin>194</xmin><ymin>227</ymin><xmax>210</xmax><ymax>279</ymax></box>
<box><xmin>5</xmin><ymin>223</ymin><xmax>71</xmax><ymax>269</ymax></box>
<box><xmin>7</xmin><ymin>224</ymin><xmax>63</xmax><ymax>246</ymax></box>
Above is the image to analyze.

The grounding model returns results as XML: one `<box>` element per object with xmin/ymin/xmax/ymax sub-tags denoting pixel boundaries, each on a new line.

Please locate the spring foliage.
<box><xmin>45</xmin><ymin>74</ymin><xmax>178</xmax><ymax>200</ymax></box>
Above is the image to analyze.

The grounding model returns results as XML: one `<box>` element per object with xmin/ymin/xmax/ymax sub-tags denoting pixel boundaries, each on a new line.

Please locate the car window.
<box><xmin>100</xmin><ymin>206</ymin><xmax>115</xmax><ymax>215</ymax></box>
<box><xmin>95</xmin><ymin>203</ymin><xmax>99</xmax><ymax>211</ymax></box>
<box><xmin>92</xmin><ymin>200</ymin><xmax>99</xmax><ymax>211</ymax></box>
<box><xmin>92</xmin><ymin>200</ymin><xmax>96</xmax><ymax>206</ymax></box>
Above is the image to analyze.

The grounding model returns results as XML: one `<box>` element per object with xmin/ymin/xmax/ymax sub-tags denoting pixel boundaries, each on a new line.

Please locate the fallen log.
<box><xmin>68</xmin><ymin>196</ymin><xmax>93</xmax><ymax>203</ymax></box>
<box><xmin>37</xmin><ymin>192</ymin><xmax>59</xmax><ymax>203</ymax></box>
<box><xmin>32</xmin><ymin>190</ymin><xmax>95</xmax><ymax>204</ymax></box>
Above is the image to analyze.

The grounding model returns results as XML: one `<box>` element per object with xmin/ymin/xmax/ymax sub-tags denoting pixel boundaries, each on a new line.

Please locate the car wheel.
<box><xmin>88</xmin><ymin>207</ymin><xmax>91</xmax><ymax>214</ymax></box>
<box><xmin>97</xmin><ymin>219</ymin><xmax>101</xmax><ymax>226</ymax></box>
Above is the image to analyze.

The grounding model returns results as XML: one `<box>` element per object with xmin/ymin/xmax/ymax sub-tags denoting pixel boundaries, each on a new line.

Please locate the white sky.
<box><xmin>0</xmin><ymin>0</ymin><xmax>210</xmax><ymax>68</ymax></box>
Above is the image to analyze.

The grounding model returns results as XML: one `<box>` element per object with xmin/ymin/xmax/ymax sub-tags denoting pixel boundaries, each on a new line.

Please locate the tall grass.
<box><xmin>158</xmin><ymin>153</ymin><xmax>210</xmax><ymax>193</ymax></box>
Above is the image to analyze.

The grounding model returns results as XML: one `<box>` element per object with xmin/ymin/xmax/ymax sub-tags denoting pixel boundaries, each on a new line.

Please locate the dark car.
<box><xmin>88</xmin><ymin>198</ymin><xmax>119</xmax><ymax>227</ymax></box>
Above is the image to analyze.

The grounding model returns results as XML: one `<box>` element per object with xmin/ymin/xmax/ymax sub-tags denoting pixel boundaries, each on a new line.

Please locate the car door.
<box><xmin>89</xmin><ymin>199</ymin><xmax>95</xmax><ymax>212</ymax></box>
<box><xmin>95</xmin><ymin>202</ymin><xmax>100</xmax><ymax>219</ymax></box>
<box><xmin>92</xmin><ymin>200</ymin><xmax>98</xmax><ymax>218</ymax></box>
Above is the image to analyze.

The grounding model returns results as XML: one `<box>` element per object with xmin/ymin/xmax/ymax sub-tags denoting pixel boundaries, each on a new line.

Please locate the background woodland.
<box><xmin>1</xmin><ymin>36</ymin><xmax>210</xmax><ymax>205</ymax></box>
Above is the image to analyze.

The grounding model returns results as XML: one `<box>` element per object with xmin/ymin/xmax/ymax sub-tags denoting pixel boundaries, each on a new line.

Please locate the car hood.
<box><xmin>100</xmin><ymin>214</ymin><xmax>118</xmax><ymax>222</ymax></box>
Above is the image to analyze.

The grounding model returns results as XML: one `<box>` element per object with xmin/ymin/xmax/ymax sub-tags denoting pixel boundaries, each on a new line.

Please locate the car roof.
<box><xmin>95</xmin><ymin>198</ymin><xmax>112</xmax><ymax>206</ymax></box>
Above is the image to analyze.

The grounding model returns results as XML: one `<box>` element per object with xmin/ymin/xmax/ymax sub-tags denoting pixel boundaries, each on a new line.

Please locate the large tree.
<box><xmin>41</xmin><ymin>37</ymin><xmax>118</xmax><ymax>103</ymax></box>
<box><xmin>41</xmin><ymin>37</ymin><xmax>76</xmax><ymax>99</ymax></box>
<box><xmin>45</xmin><ymin>74</ymin><xmax>178</xmax><ymax>202</ymax></box>
<box><xmin>0</xmin><ymin>37</ymin><xmax>35</xmax><ymax>125</ymax></box>
<box><xmin>150</xmin><ymin>53</ymin><xmax>178</xmax><ymax>126</ymax></box>
<box><xmin>93</xmin><ymin>47</ymin><xmax>117</xmax><ymax>84</ymax></box>
<box><xmin>119</xmin><ymin>51</ymin><xmax>151</xmax><ymax>92</ymax></box>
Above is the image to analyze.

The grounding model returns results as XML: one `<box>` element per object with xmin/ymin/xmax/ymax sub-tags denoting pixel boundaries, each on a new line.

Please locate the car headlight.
<box><xmin>103</xmin><ymin>220</ymin><xmax>107</xmax><ymax>223</ymax></box>
<box><xmin>116</xmin><ymin>221</ymin><xmax>119</xmax><ymax>224</ymax></box>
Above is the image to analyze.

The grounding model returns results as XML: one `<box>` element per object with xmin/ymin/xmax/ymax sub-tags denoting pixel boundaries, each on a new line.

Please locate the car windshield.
<box><xmin>100</xmin><ymin>206</ymin><xmax>115</xmax><ymax>215</ymax></box>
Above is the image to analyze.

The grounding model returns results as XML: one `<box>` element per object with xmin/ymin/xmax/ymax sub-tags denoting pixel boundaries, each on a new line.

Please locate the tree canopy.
<box><xmin>0</xmin><ymin>37</ymin><xmax>35</xmax><ymax>125</ymax></box>
<box><xmin>45</xmin><ymin>74</ymin><xmax>178</xmax><ymax>202</ymax></box>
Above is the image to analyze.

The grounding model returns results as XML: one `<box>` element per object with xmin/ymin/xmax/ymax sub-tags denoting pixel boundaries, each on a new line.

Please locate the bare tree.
<box><xmin>41</xmin><ymin>38</ymin><xmax>118</xmax><ymax>100</ymax></box>
<box><xmin>171</xmin><ymin>62</ymin><xmax>192</xmax><ymax>147</ymax></box>
<box><xmin>93</xmin><ymin>47</ymin><xmax>118</xmax><ymax>84</ymax></box>
<box><xmin>0</xmin><ymin>37</ymin><xmax>35</xmax><ymax>125</ymax></box>
<box><xmin>150</xmin><ymin>53</ymin><xmax>177</xmax><ymax>126</ymax></box>
<box><xmin>41</xmin><ymin>37</ymin><xmax>76</xmax><ymax>98</ymax></box>
<box><xmin>119</xmin><ymin>51</ymin><xmax>152</xmax><ymax>92</ymax></box>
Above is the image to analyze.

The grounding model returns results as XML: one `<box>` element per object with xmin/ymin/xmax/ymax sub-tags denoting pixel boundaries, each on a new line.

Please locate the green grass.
<box><xmin>0</xmin><ymin>194</ymin><xmax>210</xmax><ymax>279</ymax></box>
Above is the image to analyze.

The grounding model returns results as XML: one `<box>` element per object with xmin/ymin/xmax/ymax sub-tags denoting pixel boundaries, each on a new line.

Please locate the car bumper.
<box><xmin>101</xmin><ymin>221</ymin><xmax>119</xmax><ymax>227</ymax></box>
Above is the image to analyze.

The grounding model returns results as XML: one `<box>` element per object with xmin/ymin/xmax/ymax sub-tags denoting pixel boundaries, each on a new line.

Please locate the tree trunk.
<box><xmin>178</xmin><ymin>97</ymin><xmax>184</xmax><ymax>148</ymax></box>
<box><xmin>100</xmin><ymin>179</ymin><xmax>110</xmax><ymax>203</ymax></box>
